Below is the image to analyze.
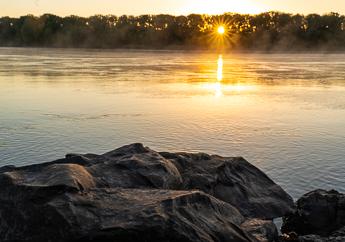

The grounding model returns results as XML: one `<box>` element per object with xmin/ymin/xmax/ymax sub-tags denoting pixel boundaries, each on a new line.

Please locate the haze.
<box><xmin>2</xmin><ymin>0</ymin><xmax>345</xmax><ymax>17</ymax></box>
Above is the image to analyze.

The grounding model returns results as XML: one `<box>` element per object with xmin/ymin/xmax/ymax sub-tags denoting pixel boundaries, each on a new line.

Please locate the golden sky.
<box><xmin>2</xmin><ymin>0</ymin><xmax>345</xmax><ymax>17</ymax></box>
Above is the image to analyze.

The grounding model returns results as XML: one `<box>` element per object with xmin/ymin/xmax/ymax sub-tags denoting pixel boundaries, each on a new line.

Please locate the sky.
<box><xmin>1</xmin><ymin>0</ymin><xmax>345</xmax><ymax>17</ymax></box>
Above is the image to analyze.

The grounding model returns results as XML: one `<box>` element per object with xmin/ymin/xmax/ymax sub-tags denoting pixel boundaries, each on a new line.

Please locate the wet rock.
<box><xmin>160</xmin><ymin>151</ymin><xmax>294</xmax><ymax>219</ymax></box>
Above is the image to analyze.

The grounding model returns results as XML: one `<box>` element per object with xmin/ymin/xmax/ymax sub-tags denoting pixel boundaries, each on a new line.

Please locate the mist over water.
<box><xmin>0</xmin><ymin>48</ymin><xmax>345</xmax><ymax>199</ymax></box>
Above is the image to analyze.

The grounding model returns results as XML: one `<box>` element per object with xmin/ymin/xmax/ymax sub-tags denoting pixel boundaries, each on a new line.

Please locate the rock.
<box><xmin>0</xmin><ymin>143</ymin><xmax>183</xmax><ymax>192</ymax></box>
<box><xmin>241</xmin><ymin>219</ymin><xmax>278</xmax><ymax>242</ymax></box>
<box><xmin>159</xmin><ymin>151</ymin><xmax>294</xmax><ymax>219</ymax></box>
<box><xmin>297</xmin><ymin>235</ymin><xmax>325</xmax><ymax>242</ymax></box>
<box><xmin>279</xmin><ymin>232</ymin><xmax>299</xmax><ymax>242</ymax></box>
<box><xmin>282</xmin><ymin>231</ymin><xmax>345</xmax><ymax>242</ymax></box>
<box><xmin>0</xmin><ymin>143</ymin><xmax>294</xmax><ymax>242</ymax></box>
<box><xmin>282</xmin><ymin>189</ymin><xmax>345</xmax><ymax>237</ymax></box>
<box><xmin>329</xmin><ymin>225</ymin><xmax>345</xmax><ymax>239</ymax></box>
<box><xmin>297</xmin><ymin>235</ymin><xmax>345</xmax><ymax>242</ymax></box>
<box><xmin>100</xmin><ymin>143</ymin><xmax>183</xmax><ymax>189</ymax></box>
<box><xmin>0</xmin><ymin>186</ymin><xmax>257</xmax><ymax>242</ymax></box>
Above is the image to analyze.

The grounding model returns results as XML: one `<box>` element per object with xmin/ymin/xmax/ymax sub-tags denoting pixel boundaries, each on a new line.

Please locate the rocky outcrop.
<box><xmin>280</xmin><ymin>229</ymin><xmax>345</xmax><ymax>242</ymax></box>
<box><xmin>281</xmin><ymin>190</ymin><xmax>345</xmax><ymax>242</ymax></box>
<box><xmin>0</xmin><ymin>143</ymin><xmax>294</xmax><ymax>242</ymax></box>
<box><xmin>0</xmin><ymin>187</ymin><xmax>255</xmax><ymax>242</ymax></box>
<box><xmin>241</xmin><ymin>219</ymin><xmax>278</xmax><ymax>242</ymax></box>
<box><xmin>160</xmin><ymin>151</ymin><xmax>294</xmax><ymax>219</ymax></box>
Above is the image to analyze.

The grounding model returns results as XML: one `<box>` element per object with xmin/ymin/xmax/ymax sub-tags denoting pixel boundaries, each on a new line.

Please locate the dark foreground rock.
<box><xmin>0</xmin><ymin>188</ymin><xmax>254</xmax><ymax>242</ymax></box>
<box><xmin>242</xmin><ymin>219</ymin><xmax>278</xmax><ymax>242</ymax></box>
<box><xmin>160</xmin><ymin>152</ymin><xmax>294</xmax><ymax>219</ymax></box>
<box><xmin>281</xmin><ymin>189</ymin><xmax>345</xmax><ymax>242</ymax></box>
<box><xmin>0</xmin><ymin>143</ymin><xmax>294</xmax><ymax>242</ymax></box>
<box><xmin>280</xmin><ymin>229</ymin><xmax>345</xmax><ymax>242</ymax></box>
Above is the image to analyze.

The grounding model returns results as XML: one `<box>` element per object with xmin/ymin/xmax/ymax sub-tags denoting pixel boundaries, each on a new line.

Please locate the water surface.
<box><xmin>1</xmin><ymin>48</ymin><xmax>345</xmax><ymax>199</ymax></box>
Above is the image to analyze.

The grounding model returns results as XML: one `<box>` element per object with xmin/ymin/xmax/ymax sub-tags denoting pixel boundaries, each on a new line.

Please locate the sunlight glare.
<box><xmin>202</xmin><ymin>83</ymin><xmax>257</xmax><ymax>97</ymax></box>
<box><xmin>201</xmin><ymin>54</ymin><xmax>258</xmax><ymax>97</ymax></box>
<box><xmin>214</xmin><ymin>82</ymin><xmax>223</xmax><ymax>97</ymax></box>
<box><xmin>217</xmin><ymin>26</ymin><xmax>225</xmax><ymax>35</ymax></box>
<box><xmin>217</xmin><ymin>55</ymin><xmax>223</xmax><ymax>81</ymax></box>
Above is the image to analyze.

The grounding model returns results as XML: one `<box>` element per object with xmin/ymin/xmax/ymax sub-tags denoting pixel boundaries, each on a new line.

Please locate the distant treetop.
<box><xmin>0</xmin><ymin>12</ymin><xmax>344</xmax><ymax>50</ymax></box>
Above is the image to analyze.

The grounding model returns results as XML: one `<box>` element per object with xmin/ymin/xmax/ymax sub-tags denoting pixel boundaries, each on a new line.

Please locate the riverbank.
<box><xmin>0</xmin><ymin>143</ymin><xmax>292</xmax><ymax>242</ymax></box>
<box><xmin>1</xmin><ymin>143</ymin><xmax>342</xmax><ymax>242</ymax></box>
<box><xmin>0</xmin><ymin>143</ymin><xmax>345</xmax><ymax>242</ymax></box>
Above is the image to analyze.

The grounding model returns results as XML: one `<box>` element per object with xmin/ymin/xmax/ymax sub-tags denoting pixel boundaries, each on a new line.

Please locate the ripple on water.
<box><xmin>1</xmin><ymin>49</ymin><xmax>345</xmax><ymax>199</ymax></box>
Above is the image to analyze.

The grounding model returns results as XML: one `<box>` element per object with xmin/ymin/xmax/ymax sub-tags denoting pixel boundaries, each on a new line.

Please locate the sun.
<box><xmin>207</xmin><ymin>19</ymin><xmax>232</xmax><ymax>50</ymax></box>
<box><xmin>202</xmin><ymin>16</ymin><xmax>234</xmax><ymax>49</ymax></box>
<box><xmin>217</xmin><ymin>26</ymin><xmax>225</xmax><ymax>35</ymax></box>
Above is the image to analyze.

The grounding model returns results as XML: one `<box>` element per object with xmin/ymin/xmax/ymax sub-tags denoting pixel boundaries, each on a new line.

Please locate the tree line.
<box><xmin>0</xmin><ymin>12</ymin><xmax>344</xmax><ymax>51</ymax></box>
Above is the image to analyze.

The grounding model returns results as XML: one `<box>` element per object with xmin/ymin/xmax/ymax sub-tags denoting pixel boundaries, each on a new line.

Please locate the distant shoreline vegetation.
<box><xmin>0</xmin><ymin>12</ymin><xmax>344</xmax><ymax>51</ymax></box>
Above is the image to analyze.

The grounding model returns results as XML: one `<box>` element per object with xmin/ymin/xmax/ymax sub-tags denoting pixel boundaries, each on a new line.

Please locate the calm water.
<box><xmin>0</xmin><ymin>47</ymin><xmax>345</xmax><ymax>199</ymax></box>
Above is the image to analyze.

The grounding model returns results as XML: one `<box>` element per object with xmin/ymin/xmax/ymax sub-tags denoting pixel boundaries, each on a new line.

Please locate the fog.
<box><xmin>0</xmin><ymin>12</ymin><xmax>344</xmax><ymax>51</ymax></box>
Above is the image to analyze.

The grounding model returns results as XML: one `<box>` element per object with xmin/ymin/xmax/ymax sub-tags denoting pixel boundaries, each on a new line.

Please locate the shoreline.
<box><xmin>1</xmin><ymin>45</ymin><xmax>345</xmax><ymax>54</ymax></box>
<box><xmin>0</xmin><ymin>143</ymin><xmax>342</xmax><ymax>242</ymax></box>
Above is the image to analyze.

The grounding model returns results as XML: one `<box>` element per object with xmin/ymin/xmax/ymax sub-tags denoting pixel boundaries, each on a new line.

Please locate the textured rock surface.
<box><xmin>241</xmin><ymin>219</ymin><xmax>278</xmax><ymax>242</ymax></box>
<box><xmin>282</xmin><ymin>190</ymin><xmax>345</xmax><ymax>236</ymax></box>
<box><xmin>280</xmin><ymin>230</ymin><xmax>345</xmax><ymax>242</ymax></box>
<box><xmin>281</xmin><ymin>190</ymin><xmax>345</xmax><ymax>242</ymax></box>
<box><xmin>0</xmin><ymin>187</ymin><xmax>255</xmax><ymax>242</ymax></box>
<box><xmin>0</xmin><ymin>143</ymin><xmax>295</xmax><ymax>242</ymax></box>
<box><xmin>160</xmin><ymin>151</ymin><xmax>294</xmax><ymax>219</ymax></box>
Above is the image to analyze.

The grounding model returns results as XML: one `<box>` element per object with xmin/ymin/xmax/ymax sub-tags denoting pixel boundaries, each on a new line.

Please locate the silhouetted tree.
<box><xmin>0</xmin><ymin>12</ymin><xmax>344</xmax><ymax>50</ymax></box>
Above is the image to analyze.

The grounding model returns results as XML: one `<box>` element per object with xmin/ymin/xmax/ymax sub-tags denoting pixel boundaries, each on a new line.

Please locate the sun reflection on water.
<box><xmin>202</xmin><ymin>82</ymin><xmax>256</xmax><ymax>96</ymax></box>
<box><xmin>217</xmin><ymin>55</ymin><xmax>223</xmax><ymax>81</ymax></box>
<box><xmin>202</xmin><ymin>54</ymin><xmax>257</xmax><ymax>97</ymax></box>
<box><xmin>215</xmin><ymin>54</ymin><xmax>224</xmax><ymax>97</ymax></box>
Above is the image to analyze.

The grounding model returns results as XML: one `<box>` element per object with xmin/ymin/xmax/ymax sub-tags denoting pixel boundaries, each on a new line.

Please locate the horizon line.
<box><xmin>1</xmin><ymin>10</ymin><xmax>344</xmax><ymax>18</ymax></box>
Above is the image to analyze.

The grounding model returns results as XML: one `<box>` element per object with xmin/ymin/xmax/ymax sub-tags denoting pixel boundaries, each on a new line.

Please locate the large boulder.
<box><xmin>282</xmin><ymin>190</ymin><xmax>345</xmax><ymax>237</ymax></box>
<box><xmin>0</xmin><ymin>143</ymin><xmax>294</xmax><ymax>242</ymax></box>
<box><xmin>0</xmin><ymin>143</ymin><xmax>183</xmax><ymax>191</ymax></box>
<box><xmin>0</xmin><ymin>184</ymin><xmax>255</xmax><ymax>242</ymax></box>
<box><xmin>159</xmin><ymin>151</ymin><xmax>294</xmax><ymax>219</ymax></box>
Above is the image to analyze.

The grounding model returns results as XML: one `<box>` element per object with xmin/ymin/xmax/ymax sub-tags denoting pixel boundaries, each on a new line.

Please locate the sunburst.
<box><xmin>205</xmin><ymin>16</ymin><xmax>234</xmax><ymax>51</ymax></box>
<box><xmin>217</xmin><ymin>26</ymin><xmax>225</xmax><ymax>35</ymax></box>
